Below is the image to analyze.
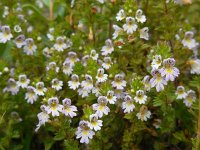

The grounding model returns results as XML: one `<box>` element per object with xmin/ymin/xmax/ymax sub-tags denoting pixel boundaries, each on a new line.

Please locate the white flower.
<box><xmin>150</xmin><ymin>69</ymin><xmax>167</xmax><ymax>92</ymax></box>
<box><xmin>54</xmin><ymin>36</ymin><xmax>67</xmax><ymax>51</ymax></box>
<box><xmin>123</xmin><ymin>17</ymin><xmax>138</xmax><ymax>34</ymax></box>
<box><xmin>92</xmin><ymin>96</ymin><xmax>110</xmax><ymax>118</ymax></box>
<box><xmin>47</xmin><ymin>33</ymin><xmax>54</xmax><ymax>41</ymax></box>
<box><xmin>101</xmin><ymin>39</ymin><xmax>114</xmax><ymax>56</ymax></box>
<box><xmin>140</xmin><ymin>27</ymin><xmax>149</xmax><ymax>40</ymax></box>
<box><xmin>122</xmin><ymin>95</ymin><xmax>135</xmax><ymax>113</ymax></box>
<box><xmin>134</xmin><ymin>90</ymin><xmax>147</xmax><ymax>104</ymax></box>
<box><xmin>111</xmin><ymin>74</ymin><xmax>126</xmax><ymax>90</ymax></box>
<box><xmin>51</xmin><ymin>78</ymin><xmax>63</xmax><ymax>91</ymax></box>
<box><xmin>188</xmin><ymin>59</ymin><xmax>200</xmax><ymax>74</ymax></box>
<box><xmin>68</xmin><ymin>74</ymin><xmax>80</xmax><ymax>90</ymax></box>
<box><xmin>90</xmin><ymin>49</ymin><xmax>99</xmax><ymax>61</ymax></box>
<box><xmin>92</xmin><ymin>81</ymin><xmax>102</xmax><ymax>97</ymax></box>
<box><xmin>102</xmin><ymin>57</ymin><xmax>113</xmax><ymax>70</ymax></box>
<box><xmin>76</xmin><ymin>120</ymin><xmax>95</xmax><ymax>144</ymax></box>
<box><xmin>46</xmin><ymin>62</ymin><xmax>59</xmax><ymax>73</ymax></box>
<box><xmin>23</xmin><ymin>38</ymin><xmax>37</xmax><ymax>55</ymax></box>
<box><xmin>25</xmin><ymin>86</ymin><xmax>38</xmax><ymax>104</ymax></box>
<box><xmin>151</xmin><ymin>55</ymin><xmax>162</xmax><ymax>69</ymax></box>
<box><xmin>15</xmin><ymin>35</ymin><xmax>25</xmax><ymax>48</ymax></box>
<box><xmin>78</xmin><ymin>88</ymin><xmax>90</xmax><ymax>98</ymax></box>
<box><xmin>81</xmin><ymin>74</ymin><xmax>93</xmax><ymax>91</ymax></box>
<box><xmin>182</xmin><ymin>31</ymin><xmax>198</xmax><ymax>50</ymax></box>
<box><xmin>96</xmin><ymin>68</ymin><xmax>108</xmax><ymax>82</ymax></box>
<box><xmin>160</xmin><ymin>58</ymin><xmax>180</xmax><ymax>81</ymax></box>
<box><xmin>97</xmin><ymin>0</ymin><xmax>104</xmax><ymax>3</ymax></box>
<box><xmin>62</xmin><ymin>62</ymin><xmax>73</xmax><ymax>75</ymax></box>
<box><xmin>142</xmin><ymin>75</ymin><xmax>151</xmax><ymax>91</ymax></box>
<box><xmin>65</xmin><ymin>51</ymin><xmax>80</xmax><ymax>67</ymax></box>
<box><xmin>175</xmin><ymin>86</ymin><xmax>187</xmax><ymax>99</ymax></box>
<box><xmin>114</xmin><ymin>89</ymin><xmax>126</xmax><ymax>100</ymax></box>
<box><xmin>106</xmin><ymin>90</ymin><xmax>117</xmax><ymax>104</ymax></box>
<box><xmin>3</xmin><ymin>78</ymin><xmax>19</xmax><ymax>95</ymax></box>
<box><xmin>35</xmin><ymin>105</ymin><xmax>50</xmax><ymax>132</ymax></box>
<box><xmin>81</xmin><ymin>55</ymin><xmax>90</xmax><ymax>67</ymax></box>
<box><xmin>136</xmin><ymin>105</ymin><xmax>151</xmax><ymax>121</ymax></box>
<box><xmin>0</xmin><ymin>25</ymin><xmax>13</xmax><ymax>43</ymax></box>
<box><xmin>135</xmin><ymin>9</ymin><xmax>146</xmax><ymax>23</ymax></box>
<box><xmin>116</xmin><ymin>9</ymin><xmax>126</xmax><ymax>21</ymax></box>
<box><xmin>35</xmin><ymin>82</ymin><xmax>47</xmax><ymax>96</ymax></box>
<box><xmin>112</xmin><ymin>25</ymin><xmax>123</xmax><ymax>39</ymax></box>
<box><xmin>14</xmin><ymin>25</ymin><xmax>22</xmax><ymax>33</ymax></box>
<box><xmin>183</xmin><ymin>90</ymin><xmax>196</xmax><ymax>107</ymax></box>
<box><xmin>46</xmin><ymin>97</ymin><xmax>63</xmax><ymax>117</ymax></box>
<box><xmin>17</xmin><ymin>74</ymin><xmax>30</xmax><ymax>88</ymax></box>
<box><xmin>88</xmin><ymin>114</ymin><xmax>103</xmax><ymax>131</ymax></box>
<box><xmin>62</xmin><ymin>98</ymin><xmax>77</xmax><ymax>118</ymax></box>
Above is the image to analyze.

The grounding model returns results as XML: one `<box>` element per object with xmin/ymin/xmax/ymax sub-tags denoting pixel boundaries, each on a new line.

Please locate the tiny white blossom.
<box><xmin>123</xmin><ymin>17</ymin><xmax>138</xmax><ymax>34</ymax></box>
<box><xmin>136</xmin><ymin>105</ymin><xmax>151</xmax><ymax>121</ymax></box>
<box><xmin>90</xmin><ymin>49</ymin><xmax>99</xmax><ymax>61</ymax></box>
<box><xmin>92</xmin><ymin>81</ymin><xmax>102</xmax><ymax>97</ymax></box>
<box><xmin>142</xmin><ymin>75</ymin><xmax>151</xmax><ymax>91</ymax></box>
<box><xmin>140</xmin><ymin>27</ymin><xmax>149</xmax><ymax>40</ymax></box>
<box><xmin>15</xmin><ymin>35</ymin><xmax>25</xmax><ymax>48</ymax></box>
<box><xmin>111</xmin><ymin>74</ymin><xmax>126</xmax><ymax>90</ymax></box>
<box><xmin>96</xmin><ymin>68</ymin><xmax>108</xmax><ymax>82</ymax></box>
<box><xmin>188</xmin><ymin>59</ymin><xmax>200</xmax><ymax>74</ymax></box>
<box><xmin>0</xmin><ymin>25</ymin><xmax>13</xmax><ymax>43</ymax></box>
<box><xmin>122</xmin><ymin>95</ymin><xmax>135</xmax><ymax>113</ymax></box>
<box><xmin>175</xmin><ymin>86</ymin><xmax>187</xmax><ymax>99</ymax></box>
<box><xmin>160</xmin><ymin>58</ymin><xmax>180</xmax><ymax>81</ymax></box>
<box><xmin>134</xmin><ymin>90</ymin><xmax>147</xmax><ymax>104</ymax></box>
<box><xmin>183</xmin><ymin>90</ymin><xmax>196</xmax><ymax>107</ymax></box>
<box><xmin>23</xmin><ymin>38</ymin><xmax>37</xmax><ymax>55</ymax></box>
<box><xmin>112</xmin><ymin>25</ymin><xmax>123</xmax><ymax>39</ymax></box>
<box><xmin>78</xmin><ymin>88</ymin><xmax>90</xmax><ymax>98</ymax></box>
<box><xmin>3</xmin><ymin>78</ymin><xmax>19</xmax><ymax>95</ymax></box>
<box><xmin>62</xmin><ymin>62</ymin><xmax>73</xmax><ymax>75</ymax></box>
<box><xmin>54</xmin><ymin>36</ymin><xmax>67</xmax><ymax>51</ymax></box>
<box><xmin>25</xmin><ymin>86</ymin><xmax>38</xmax><ymax>104</ymax></box>
<box><xmin>106</xmin><ymin>90</ymin><xmax>117</xmax><ymax>104</ymax></box>
<box><xmin>81</xmin><ymin>74</ymin><xmax>93</xmax><ymax>91</ymax></box>
<box><xmin>76</xmin><ymin>120</ymin><xmax>95</xmax><ymax>144</ymax></box>
<box><xmin>150</xmin><ymin>69</ymin><xmax>167</xmax><ymax>92</ymax></box>
<box><xmin>116</xmin><ymin>9</ymin><xmax>126</xmax><ymax>21</ymax></box>
<box><xmin>81</xmin><ymin>55</ymin><xmax>90</xmax><ymax>67</ymax></box>
<box><xmin>182</xmin><ymin>31</ymin><xmax>198</xmax><ymax>50</ymax></box>
<box><xmin>68</xmin><ymin>74</ymin><xmax>80</xmax><ymax>90</ymax></box>
<box><xmin>35</xmin><ymin>82</ymin><xmax>47</xmax><ymax>96</ymax></box>
<box><xmin>46</xmin><ymin>62</ymin><xmax>59</xmax><ymax>73</ymax></box>
<box><xmin>46</xmin><ymin>97</ymin><xmax>63</xmax><ymax>117</ymax></box>
<box><xmin>135</xmin><ymin>9</ymin><xmax>146</xmax><ymax>23</ymax></box>
<box><xmin>51</xmin><ymin>78</ymin><xmax>63</xmax><ymax>91</ymax></box>
<box><xmin>92</xmin><ymin>96</ymin><xmax>110</xmax><ymax>118</ymax></box>
<box><xmin>151</xmin><ymin>55</ymin><xmax>162</xmax><ymax>69</ymax></box>
<box><xmin>65</xmin><ymin>51</ymin><xmax>80</xmax><ymax>67</ymax></box>
<box><xmin>88</xmin><ymin>114</ymin><xmax>103</xmax><ymax>131</ymax></box>
<box><xmin>17</xmin><ymin>74</ymin><xmax>30</xmax><ymax>88</ymax></box>
<box><xmin>102</xmin><ymin>57</ymin><xmax>113</xmax><ymax>70</ymax></box>
<box><xmin>101</xmin><ymin>39</ymin><xmax>114</xmax><ymax>56</ymax></box>
<box><xmin>62</xmin><ymin>98</ymin><xmax>77</xmax><ymax>118</ymax></box>
<box><xmin>14</xmin><ymin>25</ymin><xmax>22</xmax><ymax>33</ymax></box>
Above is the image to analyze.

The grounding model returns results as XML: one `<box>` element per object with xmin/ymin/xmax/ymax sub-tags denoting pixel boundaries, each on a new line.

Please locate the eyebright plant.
<box><xmin>0</xmin><ymin>0</ymin><xmax>200</xmax><ymax>149</ymax></box>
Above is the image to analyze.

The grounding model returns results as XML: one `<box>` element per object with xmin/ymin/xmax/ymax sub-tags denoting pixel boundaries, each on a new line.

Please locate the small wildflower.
<box><xmin>150</xmin><ymin>69</ymin><xmax>167</xmax><ymax>92</ymax></box>
<box><xmin>17</xmin><ymin>74</ymin><xmax>30</xmax><ymax>88</ymax></box>
<box><xmin>102</xmin><ymin>57</ymin><xmax>113</xmax><ymax>70</ymax></box>
<box><xmin>92</xmin><ymin>96</ymin><xmax>110</xmax><ymax>118</ymax></box>
<box><xmin>51</xmin><ymin>78</ymin><xmax>63</xmax><ymax>91</ymax></box>
<box><xmin>175</xmin><ymin>86</ymin><xmax>187</xmax><ymax>99</ymax></box>
<box><xmin>3</xmin><ymin>78</ymin><xmax>19</xmax><ymax>95</ymax></box>
<box><xmin>183</xmin><ymin>90</ymin><xmax>196</xmax><ymax>107</ymax></box>
<box><xmin>134</xmin><ymin>90</ymin><xmax>147</xmax><ymax>104</ymax></box>
<box><xmin>142</xmin><ymin>75</ymin><xmax>151</xmax><ymax>91</ymax></box>
<box><xmin>90</xmin><ymin>49</ymin><xmax>99</xmax><ymax>61</ymax></box>
<box><xmin>111</xmin><ymin>74</ymin><xmax>127</xmax><ymax>90</ymax></box>
<box><xmin>88</xmin><ymin>114</ymin><xmax>103</xmax><ymax>131</ymax></box>
<box><xmin>65</xmin><ymin>51</ymin><xmax>80</xmax><ymax>67</ymax></box>
<box><xmin>14</xmin><ymin>25</ymin><xmax>22</xmax><ymax>33</ymax></box>
<box><xmin>160</xmin><ymin>58</ymin><xmax>180</xmax><ymax>81</ymax></box>
<box><xmin>136</xmin><ymin>105</ymin><xmax>151</xmax><ymax>121</ymax></box>
<box><xmin>76</xmin><ymin>120</ymin><xmax>95</xmax><ymax>144</ymax></box>
<box><xmin>188</xmin><ymin>59</ymin><xmax>200</xmax><ymax>74</ymax></box>
<box><xmin>0</xmin><ymin>25</ymin><xmax>13</xmax><ymax>43</ymax></box>
<box><xmin>62</xmin><ymin>98</ymin><xmax>77</xmax><ymax>118</ymax></box>
<box><xmin>23</xmin><ymin>38</ymin><xmax>37</xmax><ymax>55</ymax></box>
<box><xmin>81</xmin><ymin>74</ymin><xmax>93</xmax><ymax>91</ymax></box>
<box><xmin>96</xmin><ymin>68</ymin><xmax>108</xmax><ymax>82</ymax></box>
<box><xmin>122</xmin><ymin>95</ymin><xmax>135</xmax><ymax>113</ymax></box>
<box><xmin>116</xmin><ymin>9</ymin><xmax>126</xmax><ymax>21</ymax></box>
<box><xmin>78</xmin><ymin>88</ymin><xmax>90</xmax><ymax>98</ymax></box>
<box><xmin>182</xmin><ymin>31</ymin><xmax>198</xmax><ymax>50</ymax></box>
<box><xmin>106</xmin><ymin>90</ymin><xmax>117</xmax><ymax>104</ymax></box>
<box><xmin>140</xmin><ymin>27</ymin><xmax>149</xmax><ymax>40</ymax></box>
<box><xmin>123</xmin><ymin>17</ymin><xmax>138</xmax><ymax>34</ymax></box>
<box><xmin>35</xmin><ymin>82</ymin><xmax>47</xmax><ymax>96</ymax></box>
<box><xmin>25</xmin><ymin>86</ymin><xmax>38</xmax><ymax>104</ymax></box>
<box><xmin>135</xmin><ymin>9</ymin><xmax>146</xmax><ymax>23</ymax></box>
<box><xmin>101</xmin><ymin>39</ymin><xmax>114</xmax><ymax>56</ymax></box>
<box><xmin>54</xmin><ymin>36</ymin><xmax>67</xmax><ymax>51</ymax></box>
<box><xmin>151</xmin><ymin>55</ymin><xmax>162</xmax><ymax>69</ymax></box>
<box><xmin>81</xmin><ymin>55</ymin><xmax>90</xmax><ymax>67</ymax></box>
<box><xmin>15</xmin><ymin>35</ymin><xmax>25</xmax><ymax>48</ymax></box>
<box><xmin>112</xmin><ymin>25</ymin><xmax>123</xmax><ymax>39</ymax></box>
<box><xmin>46</xmin><ymin>97</ymin><xmax>63</xmax><ymax>117</ymax></box>
<box><xmin>68</xmin><ymin>74</ymin><xmax>80</xmax><ymax>90</ymax></box>
<box><xmin>46</xmin><ymin>62</ymin><xmax>59</xmax><ymax>73</ymax></box>
<box><xmin>92</xmin><ymin>81</ymin><xmax>102</xmax><ymax>97</ymax></box>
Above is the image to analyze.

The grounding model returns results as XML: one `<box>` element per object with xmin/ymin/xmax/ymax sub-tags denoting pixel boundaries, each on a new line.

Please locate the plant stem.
<box><xmin>195</xmin><ymin>87</ymin><xmax>200</xmax><ymax>150</ymax></box>
<box><xmin>49</xmin><ymin>0</ymin><xmax>53</xmax><ymax>20</ymax></box>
